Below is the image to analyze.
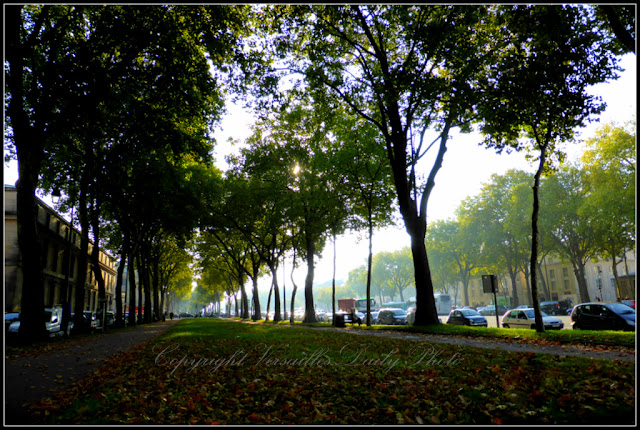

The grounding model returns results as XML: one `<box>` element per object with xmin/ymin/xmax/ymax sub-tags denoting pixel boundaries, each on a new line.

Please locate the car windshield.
<box><xmin>461</xmin><ymin>309</ymin><xmax>481</xmax><ymax>316</ymax></box>
<box><xmin>608</xmin><ymin>303</ymin><xmax>635</xmax><ymax>315</ymax></box>
<box><xmin>393</xmin><ymin>310</ymin><xmax>406</xmax><ymax>315</ymax></box>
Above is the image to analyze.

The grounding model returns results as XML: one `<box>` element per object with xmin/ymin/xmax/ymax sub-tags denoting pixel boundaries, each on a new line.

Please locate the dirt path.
<box><xmin>4</xmin><ymin>319</ymin><xmax>181</xmax><ymax>425</ymax></box>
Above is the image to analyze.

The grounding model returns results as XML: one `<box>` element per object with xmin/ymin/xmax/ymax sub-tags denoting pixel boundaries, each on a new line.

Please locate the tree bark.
<box><xmin>7</xmin><ymin>5</ymin><xmax>47</xmax><ymax>341</ymax></box>
<box><xmin>530</xmin><ymin>149</ymin><xmax>546</xmax><ymax>332</ymax></box>
<box><xmin>303</xmin><ymin>228</ymin><xmax>317</xmax><ymax>323</ymax></box>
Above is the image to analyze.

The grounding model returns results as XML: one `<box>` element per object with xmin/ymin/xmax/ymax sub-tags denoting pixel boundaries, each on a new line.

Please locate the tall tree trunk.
<box><xmin>365</xmin><ymin>215</ymin><xmax>373</xmax><ymax>326</ymax></box>
<box><xmin>73</xmin><ymin>174</ymin><xmax>91</xmax><ymax>332</ymax></box>
<box><xmin>115</xmin><ymin>241</ymin><xmax>127</xmax><ymax>328</ymax></box>
<box><xmin>271</xmin><ymin>265</ymin><xmax>282</xmax><ymax>323</ymax></box>
<box><xmin>530</xmin><ymin>147</ymin><xmax>546</xmax><ymax>332</ymax></box>
<box><xmin>290</xmin><ymin>245</ymin><xmax>299</xmax><ymax>324</ymax></box>
<box><xmin>251</xmin><ymin>273</ymin><xmax>261</xmax><ymax>321</ymax></box>
<box><xmin>389</xmin><ymin>125</ymin><xmax>449</xmax><ymax>326</ymax></box>
<box><xmin>7</xmin><ymin>5</ymin><xmax>47</xmax><ymax>342</ymax></box>
<box><xmin>127</xmin><ymin>249</ymin><xmax>137</xmax><ymax>326</ymax></box>
<box><xmin>303</xmin><ymin>229</ymin><xmax>317</xmax><ymax>323</ymax></box>
<box><xmin>90</xmin><ymin>196</ymin><xmax>107</xmax><ymax>328</ymax></box>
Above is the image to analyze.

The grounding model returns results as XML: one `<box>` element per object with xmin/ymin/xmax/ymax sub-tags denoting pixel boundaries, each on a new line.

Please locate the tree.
<box><xmin>426</xmin><ymin>219</ymin><xmax>484</xmax><ymax>307</ymax></box>
<box><xmin>581</xmin><ymin>122</ymin><xmax>636</xmax><ymax>298</ymax></box>
<box><xmin>5</xmin><ymin>5</ymin><xmax>245</xmax><ymax>339</ymax></box>
<box><xmin>595</xmin><ymin>6</ymin><xmax>636</xmax><ymax>55</ymax></box>
<box><xmin>542</xmin><ymin>166</ymin><xmax>599</xmax><ymax>303</ymax></box>
<box><xmin>263</xmin><ymin>5</ymin><xmax>496</xmax><ymax>325</ymax></box>
<box><xmin>330</xmin><ymin>109</ymin><xmax>396</xmax><ymax>325</ymax></box>
<box><xmin>478</xmin><ymin>5</ymin><xmax>620</xmax><ymax>331</ymax></box>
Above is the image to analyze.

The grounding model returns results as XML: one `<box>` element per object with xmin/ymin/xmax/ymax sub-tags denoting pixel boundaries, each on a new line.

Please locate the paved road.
<box><xmin>4</xmin><ymin>319</ymin><xmax>180</xmax><ymax>425</ymax></box>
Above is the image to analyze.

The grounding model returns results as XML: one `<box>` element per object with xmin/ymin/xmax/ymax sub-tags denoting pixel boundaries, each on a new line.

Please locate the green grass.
<box><xmin>259</xmin><ymin>319</ymin><xmax>635</xmax><ymax>348</ymax></box>
<box><xmin>29</xmin><ymin>319</ymin><xmax>635</xmax><ymax>425</ymax></box>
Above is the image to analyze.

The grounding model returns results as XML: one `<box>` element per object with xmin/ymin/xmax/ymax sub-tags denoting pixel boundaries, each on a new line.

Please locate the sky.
<box><xmin>3</xmin><ymin>54</ymin><xmax>636</xmax><ymax>294</ymax></box>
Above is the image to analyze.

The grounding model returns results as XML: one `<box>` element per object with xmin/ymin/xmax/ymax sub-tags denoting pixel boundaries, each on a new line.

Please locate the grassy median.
<box><xmin>30</xmin><ymin>319</ymin><xmax>634</xmax><ymax>425</ymax></box>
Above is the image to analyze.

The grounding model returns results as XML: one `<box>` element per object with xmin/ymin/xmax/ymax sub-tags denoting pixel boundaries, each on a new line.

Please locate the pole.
<box><xmin>492</xmin><ymin>275</ymin><xmax>500</xmax><ymax>328</ymax></box>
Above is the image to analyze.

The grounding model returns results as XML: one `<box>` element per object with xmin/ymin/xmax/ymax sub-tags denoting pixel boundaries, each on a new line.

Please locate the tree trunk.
<box><xmin>530</xmin><ymin>149</ymin><xmax>545</xmax><ymax>332</ymax></box>
<box><xmin>251</xmin><ymin>273</ymin><xmax>261</xmax><ymax>321</ymax></box>
<box><xmin>268</xmin><ymin>261</ymin><xmax>282</xmax><ymax>323</ymax></box>
<box><xmin>90</xmin><ymin>197</ymin><xmax>107</xmax><ymax>329</ymax></box>
<box><xmin>7</xmin><ymin>5</ymin><xmax>47</xmax><ymax>342</ymax></box>
<box><xmin>114</xmin><ymin>235</ymin><xmax>128</xmax><ymax>328</ymax></box>
<box><xmin>73</xmin><ymin>175</ymin><xmax>91</xmax><ymax>332</ymax></box>
<box><xmin>128</xmin><ymin>249</ymin><xmax>137</xmax><ymax>326</ymax></box>
<box><xmin>303</xmin><ymin>229</ymin><xmax>317</xmax><ymax>323</ymax></box>
<box><xmin>573</xmin><ymin>262</ymin><xmax>591</xmax><ymax>303</ymax></box>
<box><xmin>290</xmin><ymin>246</ymin><xmax>298</xmax><ymax>324</ymax></box>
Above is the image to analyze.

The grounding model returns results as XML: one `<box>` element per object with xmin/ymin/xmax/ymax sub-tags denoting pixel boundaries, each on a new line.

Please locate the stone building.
<box><xmin>4</xmin><ymin>185</ymin><xmax>117</xmax><ymax>313</ymax></box>
<box><xmin>465</xmin><ymin>250</ymin><xmax>636</xmax><ymax>308</ymax></box>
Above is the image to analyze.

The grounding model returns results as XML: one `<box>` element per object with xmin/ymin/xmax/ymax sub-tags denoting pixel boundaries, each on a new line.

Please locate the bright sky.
<box><xmin>3</xmin><ymin>54</ymin><xmax>636</xmax><ymax>291</ymax></box>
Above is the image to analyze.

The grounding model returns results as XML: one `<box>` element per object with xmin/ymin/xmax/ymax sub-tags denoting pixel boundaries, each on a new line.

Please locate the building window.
<box><xmin>551</xmin><ymin>281</ymin><xmax>557</xmax><ymax>291</ymax></box>
<box><xmin>564</xmin><ymin>279</ymin><xmax>570</xmax><ymax>290</ymax></box>
<box><xmin>562</xmin><ymin>268</ymin><xmax>569</xmax><ymax>278</ymax></box>
<box><xmin>549</xmin><ymin>269</ymin><xmax>555</xmax><ymax>279</ymax></box>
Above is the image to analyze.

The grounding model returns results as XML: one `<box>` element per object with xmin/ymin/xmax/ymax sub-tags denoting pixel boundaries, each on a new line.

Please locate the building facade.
<box><xmin>464</xmin><ymin>250</ymin><xmax>636</xmax><ymax>308</ymax></box>
<box><xmin>5</xmin><ymin>186</ymin><xmax>117</xmax><ymax>313</ymax></box>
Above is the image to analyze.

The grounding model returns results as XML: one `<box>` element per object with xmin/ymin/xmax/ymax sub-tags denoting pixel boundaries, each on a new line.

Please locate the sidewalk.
<box><xmin>4</xmin><ymin>319</ymin><xmax>181</xmax><ymax>425</ymax></box>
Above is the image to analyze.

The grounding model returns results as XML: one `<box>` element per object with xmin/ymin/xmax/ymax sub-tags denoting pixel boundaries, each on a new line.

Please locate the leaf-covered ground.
<box><xmin>29</xmin><ymin>319</ymin><xmax>635</xmax><ymax>425</ymax></box>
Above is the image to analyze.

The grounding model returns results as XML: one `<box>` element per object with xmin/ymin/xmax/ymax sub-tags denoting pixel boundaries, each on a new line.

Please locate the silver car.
<box><xmin>502</xmin><ymin>308</ymin><xmax>564</xmax><ymax>330</ymax></box>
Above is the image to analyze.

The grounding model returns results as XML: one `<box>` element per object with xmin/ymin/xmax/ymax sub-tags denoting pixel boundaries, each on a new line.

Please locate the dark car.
<box><xmin>446</xmin><ymin>309</ymin><xmax>488</xmax><ymax>327</ymax></box>
<box><xmin>571</xmin><ymin>302</ymin><xmax>635</xmax><ymax>331</ymax></box>
<box><xmin>540</xmin><ymin>300</ymin><xmax>571</xmax><ymax>316</ymax></box>
<box><xmin>377</xmin><ymin>308</ymin><xmax>407</xmax><ymax>325</ymax></box>
<box><xmin>479</xmin><ymin>304</ymin><xmax>508</xmax><ymax>316</ymax></box>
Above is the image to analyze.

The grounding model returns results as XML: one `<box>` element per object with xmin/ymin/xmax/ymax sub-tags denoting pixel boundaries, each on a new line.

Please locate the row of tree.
<box><xmin>6</xmin><ymin>5</ymin><xmax>634</xmax><ymax>339</ymax></box>
<box><xmin>324</xmin><ymin>121</ymin><xmax>634</xmax><ymax>310</ymax></box>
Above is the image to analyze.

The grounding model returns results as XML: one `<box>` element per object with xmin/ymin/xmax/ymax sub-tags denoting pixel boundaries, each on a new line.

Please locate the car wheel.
<box><xmin>530</xmin><ymin>324</ymin><xmax>536</xmax><ymax>329</ymax></box>
<box><xmin>573</xmin><ymin>324</ymin><xmax>581</xmax><ymax>330</ymax></box>
<box><xmin>503</xmin><ymin>324</ymin><xmax>509</xmax><ymax>328</ymax></box>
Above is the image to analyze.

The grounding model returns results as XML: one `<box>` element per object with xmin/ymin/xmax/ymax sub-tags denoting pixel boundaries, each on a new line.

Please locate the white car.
<box><xmin>8</xmin><ymin>306</ymin><xmax>73</xmax><ymax>337</ymax></box>
<box><xmin>502</xmin><ymin>308</ymin><xmax>564</xmax><ymax>330</ymax></box>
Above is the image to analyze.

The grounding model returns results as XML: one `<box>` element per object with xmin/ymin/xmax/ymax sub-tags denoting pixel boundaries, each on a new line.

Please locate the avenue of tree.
<box><xmin>5</xmin><ymin>5</ymin><xmax>634</xmax><ymax>339</ymax></box>
<box><xmin>324</xmin><ymin>123</ymin><xmax>635</xmax><ymax>310</ymax></box>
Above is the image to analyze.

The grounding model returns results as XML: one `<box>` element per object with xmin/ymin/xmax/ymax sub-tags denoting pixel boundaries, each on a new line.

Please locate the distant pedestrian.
<box><xmin>169</xmin><ymin>312</ymin><xmax>174</xmax><ymax>320</ymax></box>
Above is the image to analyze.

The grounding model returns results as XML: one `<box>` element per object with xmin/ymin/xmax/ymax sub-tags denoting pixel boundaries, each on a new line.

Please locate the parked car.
<box><xmin>479</xmin><ymin>304</ymin><xmax>508</xmax><ymax>316</ymax></box>
<box><xmin>502</xmin><ymin>308</ymin><xmax>564</xmax><ymax>330</ymax></box>
<box><xmin>5</xmin><ymin>312</ymin><xmax>20</xmax><ymax>335</ymax></box>
<box><xmin>8</xmin><ymin>306</ymin><xmax>72</xmax><ymax>337</ymax></box>
<box><xmin>459</xmin><ymin>306</ymin><xmax>477</xmax><ymax>311</ymax></box>
<box><xmin>104</xmin><ymin>311</ymin><xmax>116</xmax><ymax>328</ymax></box>
<box><xmin>571</xmin><ymin>302</ymin><xmax>635</xmax><ymax>331</ymax></box>
<box><xmin>514</xmin><ymin>305</ymin><xmax>531</xmax><ymax>310</ymax></box>
<box><xmin>539</xmin><ymin>300</ymin><xmax>571</xmax><ymax>316</ymax></box>
<box><xmin>377</xmin><ymin>308</ymin><xmax>407</xmax><ymax>325</ymax></box>
<box><xmin>446</xmin><ymin>309</ymin><xmax>488</xmax><ymax>327</ymax></box>
<box><xmin>621</xmin><ymin>300</ymin><xmax>636</xmax><ymax>309</ymax></box>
